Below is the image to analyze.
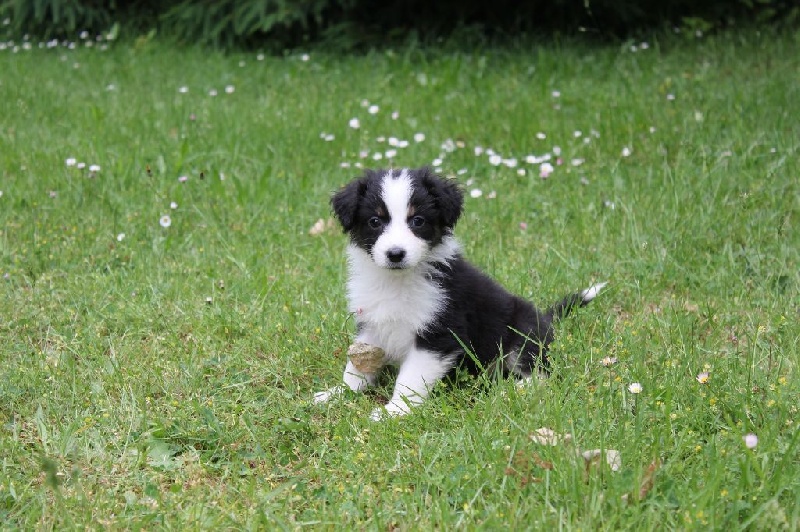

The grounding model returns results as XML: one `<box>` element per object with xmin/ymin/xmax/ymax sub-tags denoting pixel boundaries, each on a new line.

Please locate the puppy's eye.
<box><xmin>368</xmin><ymin>216</ymin><xmax>383</xmax><ymax>229</ymax></box>
<box><xmin>410</xmin><ymin>215</ymin><xmax>426</xmax><ymax>228</ymax></box>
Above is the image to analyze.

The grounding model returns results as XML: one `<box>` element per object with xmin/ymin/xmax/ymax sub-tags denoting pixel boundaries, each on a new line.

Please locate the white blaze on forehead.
<box><xmin>371</xmin><ymin>169</ymin><xmax>428</xmax><ymax>269</ymax></box>
<box><xmin>380</xmin><ymin>169</ymin><xmax>413</xmax><ymax>221</ymax></box>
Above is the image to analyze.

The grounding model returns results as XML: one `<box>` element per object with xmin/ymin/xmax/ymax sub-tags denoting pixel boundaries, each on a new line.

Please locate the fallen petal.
<box><xmin>530</xmin><ymin>427</ymin><xmax>573</xmax><ymax>446</ymax></box>
<box><xmin>581</xmin><ymin>449</ymin><xmax>622</xmax><ymax>472</ymax></box>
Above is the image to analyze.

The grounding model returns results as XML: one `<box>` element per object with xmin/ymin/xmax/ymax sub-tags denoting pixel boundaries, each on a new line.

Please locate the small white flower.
<box><xmin>178</xmin><ymin>176</ymin><xmax>188</xmax><ymax>183</ymax></box>
<box><xmin>0</xmin><ymin>190</ymin><xmax>3</xmax><ymax>198</ymax></box>
<box><xmin>65</xmin><ymin>157</ymin><xmax>77</xmax><ymax>167</ymax></box>
<box><xmin>489</xmin><ymin>154</ymin><xmax>503</xmax><ymax>166</ymax></box>
<box><xmin>349</xmin><ymin>118</ymin><xmax>361</xmax><ymax>129</ymax></box>
<box><xmin>89</xmin><ymin>164</ymin><xmax>100</xmax><ymax>173</ymax></box>
<box><xmin>116</xmin><ymin>233</ymin><xmax>125</xmax><ymax>242</ymax></box>
<box><xmin>601</xmin><ymin>356</ymin><xmax>617</xmax><ymax>367</ymax></box>
<box><xmin>77</xmin><ymin>162</ymin><xmax>86</xmax><ymax>170</ymax></box>
<box><xmin>743</xmin><ymin>433</ymin><xmax>758</xmax><ymax>449</ymax></box>
<box><xmin>503</xmin><ymin>158</ymin><xmax>518</xmax><ymax>168</ymax></box>
<box><xmin>385</xmin><ymin>149</ymin><xmax>397</xmax><ymax>158</ymax></box>
<box><xmin>225</xmin><ymin>85</ymin><xmax>235</xmax><ymax>94</ymax></box>
<box><xmin>178</xmin><ymin>86</ymin><xmax>189</xmax><ymax>93</ymax></box>
<box><xmin>666</xmin><ymin>93</ymin><xmax>676</xmax><ymax>101</ymax></box>
<box><xmin>621</xmin><ymin>146</ymin><xmax>632</xmax><ymax>157</ymax></box>
<box><xmin>628</xmin><ymin>382</ymin><xmax>643</xmax><ymax>394</ymax></box>
<box><xmin>552</xmin><ymin>146</ymin><xmax>562</xmax><ymax>156</ymax></box>
<box><xmin>372</xmin><ymin>152</ymin><xmax>383</xmax><ymax>161</ymax></box>
<box><xmin>397</xmin><ymin>140</ymin><xmax>409</xmax><ymax>148</ymax></box>
<box><xmin>257</xmin><ymin>53</ymin><xmax>265</xmax><ymax>61</ymax></box>
<box><xmin>474</xmin><ymin>146</ymin><xmax>484</xmax><ymax>156</ymax></box>
<box><xmin>431</xmin><ymin>158</ymin><xmax>443</xmax><ymax>167</ymax></box>
<box><xmin>170</xmin><ymin>201</ymin><xmax>178</xmax><ymax>209</ymax></box>
<box><xmin>360</xmin><ymin>99</ymin><xmax>370</xmax><ymax>108</ymax></box>
<box><xmin>159</xmin><ymin>215</ymin><xmax>172</xmax><ymax>228</ymax></box>
<box><xmin>539</xmin><ymin>162</ymin><xmax>554</xmax><ymax>175</ymax></box>
<box><xmin>413</xmin><ymin>133</ymin><xmax>425</xmax><ymax>143</ymax></box>
<box><xmin>571</xmin><ymin>158</ymin><xmax>585</xmax><ymax>167</ymax></box>
<box><xmin>470</xmin><ymin>189</ymin><xmax>483</xmax><ymax>198</ymax></box>
<box><xmin>536</xmin><ymin>132</ymin><xmax>547</xmax><ymax>140</ymax></box>
<box><xmin>391</xmin><ymin>111</ymin><xmax>399</xmax><ymax>120</ymax></box>
<box><xmin>517</xmin><ymin>169</ymin><xmax>526</xmax><ymax>176</ymax></box>
<box><xmin>300</xmin><ymin>53</ymin><xmax>310</xmax><ymax>62</ymax></box>
<box><xmin>573</xmin><ymin>130</ymin><xmax>582</xmax><ymax>138</ymax></box>
<box><xmin>368</xmin><ymin>104</ymin><xmax>379</xmax><ymax>115</ymax></box>
<box><xmin>552</xmin><ymin>90</ymin><xmax>561</xmax><ymax>98</ymax></box>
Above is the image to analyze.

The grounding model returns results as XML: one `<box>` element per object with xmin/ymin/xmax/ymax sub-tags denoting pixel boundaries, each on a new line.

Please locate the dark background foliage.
<box><xmin>1</xmin><ymin>0</ymin><xmax>797</xmax><ymax>49</ymax></box>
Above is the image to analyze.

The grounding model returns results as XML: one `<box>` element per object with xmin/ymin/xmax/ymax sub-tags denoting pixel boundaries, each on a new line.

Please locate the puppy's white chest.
<box><xmin>346</xmin><ymin>248</ymin><xmax>445</xmax><ymax>358</ymax></box>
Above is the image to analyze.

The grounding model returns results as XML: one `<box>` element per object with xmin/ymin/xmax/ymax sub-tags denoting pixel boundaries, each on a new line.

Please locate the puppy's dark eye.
<box><xmin>368</xmin><ymin>216</ymin><xmax>383</xmax><ymax>229</ymax></box>
<box><xmin>410</xmin><ymin>215</ymin><xmax>425</xmax><ymax>228</ymax></box>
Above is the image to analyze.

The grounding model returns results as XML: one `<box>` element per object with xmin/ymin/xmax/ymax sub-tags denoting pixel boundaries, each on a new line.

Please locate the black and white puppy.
<box><xmin>314</xmin><ymin>167</ymin><xmax>605</xmax><ymax>420</ymax></box>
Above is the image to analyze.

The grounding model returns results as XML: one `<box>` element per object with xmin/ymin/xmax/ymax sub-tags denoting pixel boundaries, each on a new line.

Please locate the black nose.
<box><xmin>386</xmin><ymin>247</ymin><xmax>406</xmax><ymax>264</ymax></box>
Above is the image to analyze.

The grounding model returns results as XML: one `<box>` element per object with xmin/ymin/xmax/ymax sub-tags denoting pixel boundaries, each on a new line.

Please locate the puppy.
<box><xmin>314</xmin><ymin>167</ymin><xmax>605</xmax><ymax>420</ymax></box>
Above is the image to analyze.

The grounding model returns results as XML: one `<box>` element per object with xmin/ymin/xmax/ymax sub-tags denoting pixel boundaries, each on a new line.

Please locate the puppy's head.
<box><xmin>331</xmin><ymin>167</ymin><xmax>463</xmax><ymax>269</ymax></box>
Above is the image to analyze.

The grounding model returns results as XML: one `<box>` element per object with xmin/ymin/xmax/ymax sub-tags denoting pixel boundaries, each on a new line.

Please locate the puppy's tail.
<box><xmin>547</xmin><ymin>282</ymin><xmax>608</xmax><ymax>321</ymax></box>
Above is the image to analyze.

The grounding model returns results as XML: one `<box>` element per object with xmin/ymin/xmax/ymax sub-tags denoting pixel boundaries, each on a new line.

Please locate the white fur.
<box><xmin>371</xmin><ymin>170</ymin><xmax>428</xmax><ymax>269</ymax></box>
<box><xmin>315</xmin><ymin>234</ymin><xmax>461</xmax><ymax>418</ymax></box>
<box><xmin>580</xmin><ymin>282</ymin><xmax>607</xmax><ymax>303</ymax></box>
<box><xmin>369</xmin><ymin>348</ymin><xmax>455</xmax><ymax>420</ymax></box>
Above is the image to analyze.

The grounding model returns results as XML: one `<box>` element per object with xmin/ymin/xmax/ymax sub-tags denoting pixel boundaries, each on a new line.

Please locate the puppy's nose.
<box><xmin>386</xmin><ymin>247</ymin><xmax>406</xmax><ymax>264</ymax></box>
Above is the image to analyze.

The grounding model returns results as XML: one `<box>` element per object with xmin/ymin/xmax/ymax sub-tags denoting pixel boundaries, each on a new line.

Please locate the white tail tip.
<box><xmin>580</xmin><ymin>281</ymin><xmax>608</xmax><ymax>303</ymax></box>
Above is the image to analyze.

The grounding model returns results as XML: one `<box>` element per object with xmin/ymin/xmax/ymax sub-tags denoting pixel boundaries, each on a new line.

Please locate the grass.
<box><xmin>1</xmin><ymin>28</ymin><xmax>798</xmax><ymax>529</ymax></box>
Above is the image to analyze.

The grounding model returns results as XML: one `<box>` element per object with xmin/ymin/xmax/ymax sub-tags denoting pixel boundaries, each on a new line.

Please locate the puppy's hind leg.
<box><xmin>313</xmin><ymin>360</ymin><xmax>378</xmax><ymax>404</ymax></box>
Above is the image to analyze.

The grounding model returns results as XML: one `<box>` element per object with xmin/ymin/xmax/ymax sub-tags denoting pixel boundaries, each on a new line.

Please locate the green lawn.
<box><xmin>1</xmin><ymin>29</ymin><xmax>798</xmax><ymax>529</ymax></box>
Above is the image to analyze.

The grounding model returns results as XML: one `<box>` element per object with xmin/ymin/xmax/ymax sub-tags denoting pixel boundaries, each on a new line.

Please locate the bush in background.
<box><xmin>0</xmin><ymin>0</ymin><xmax>797</xmax><ymax>49</ymax></box>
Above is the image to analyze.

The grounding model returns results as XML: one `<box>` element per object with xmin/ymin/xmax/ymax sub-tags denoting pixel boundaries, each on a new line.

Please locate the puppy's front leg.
<box><xmin>370</xmin><ymin>349</ymin><xmax>451</xmax><ymax>420</ymax></box>
<box><xmin>313</xmin><ymin>360</ymin><xmax>378</xmax><ymax>404</ymax></box>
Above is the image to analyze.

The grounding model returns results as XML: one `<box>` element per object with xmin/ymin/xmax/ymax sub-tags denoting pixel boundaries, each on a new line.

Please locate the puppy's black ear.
<box><xmin>331</xmin><ymin>176</ymin><xmax>368</xmax><ymax>232</ymax></box>
<box><xmin>419</xmin><ymin>168</ymin><xmax>463</xmax><ymax>228</ymax></box>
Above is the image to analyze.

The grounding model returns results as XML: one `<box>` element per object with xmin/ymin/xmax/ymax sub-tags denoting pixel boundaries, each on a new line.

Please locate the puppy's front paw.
<box><xmin>369</xmin><ymin>400</ymin><xmax>411</xmax><ymax>421</ymax></box>
<box><xmin>313</xmin><ymin>386</ymin><xmax>344</xmax><ymax>404</ymax></box>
